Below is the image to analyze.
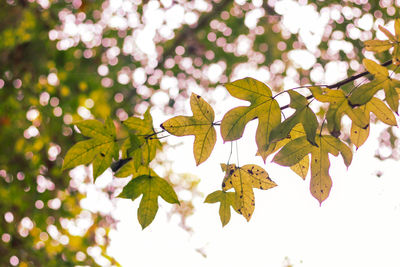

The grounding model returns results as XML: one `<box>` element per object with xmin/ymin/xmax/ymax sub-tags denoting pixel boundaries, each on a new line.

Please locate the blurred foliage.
<box><xmin>1</xmin><ymin>0</ymin><xmax>399</xmax><ymax>265</ymax></box>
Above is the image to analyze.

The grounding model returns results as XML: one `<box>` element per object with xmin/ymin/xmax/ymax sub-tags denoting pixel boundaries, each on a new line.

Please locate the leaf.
<box><xmin>114</xmin><ymin>162</ymin><xmax>158</xmax><ymax>178</ymax></box>
<box><xmin>367</xmin><ymin>97</ymin><xmax>397</xmax><ymax>126</ymax></box>
<box><xmin>204</xmin><ymin>190</ymin><xmax>240</xmax><ymax>226</ymax></box>
<box><xmin>62</xmin><ymin>119</ymin><xmax>118</xmax><ymax>180</ymax></box>
<box><xmin>364</xmin><ymin>40</ymin><xmax>393</xmax><ymax>52</ymax></box>
<box><xmin>365</xmin><ymin>21</ymin><xmax>400</xmax><ymax>64</ymax></box>
<box><xmin>350</xmin><ymin>105</ymin><xmax>370</xmax><ymax>149</ymax></box>
<box><xmin>123</xmin><ymin>108</ymin><xmax>162</xmax><ymax>168</ymax></box>
<box><xmin>349</xmin><ymin>59</ymin><xmax>400</xmax><ymax>113</ymax></box>
<box><xmin>160</xmin><ymin>93</ymin><xmax>216</xmax><ymax>165</ymax></box>
<box><xmin>266</xmin><ymin>124</ymin><xmax>310</xmax><ymax>179</ymax></box>
<box><xmin>220</xmin><ymin>78</ymin><xmax>281</xmax><ymax>161</ymax></box>
<box><xmin>118</xmin><ymin>175</ymin><xmax>179</xmax><ymax>229</ymax></box>
<box><xmin>270</xmin><ymin>90</ymin><xmax>318</xmax><ymax>146</ymax></box>
<box><xmin>273</xmin><ymin>135</ymin><xmax>352</xmax><ymax>204</ymax></box>
<box><xmin>220</xmin><ymin>163</ymin><xmax>277</xmax><ymax>221</ymax></box>
<box><xmin>310</xmin><ymin>86</ymin><xmax>369</xmax><ymax>137</ymax></box>
<box><xmin>351</xmin><ymin>97</ymin><xmax>397</xmax><ymax>149</ymax></box>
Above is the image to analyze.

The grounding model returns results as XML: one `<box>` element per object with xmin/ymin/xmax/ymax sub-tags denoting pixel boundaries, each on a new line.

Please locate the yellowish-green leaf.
<box><xmin>379</xmin><ymin>25</ymin><xmax>396</xmax><ymax>42</ymax></box>
<box><xmin>270</xmin><ymin>90</ymin><xmax>318</xmax><ymax>146</ymax></box>
<box><xmin>273</xmin><ymin>135</ymin><xmax>352</xmax><ymax>204</ymax></box>
<box><xmin>349</xmin><ymin>60</ymin><xmax>400</xmax><ymax>113</ymax></box>
<box><xmin>161</xmin><ymin>93</ymin><xmax>216</xmax><ymax>165</ymax></box>
<box><xmin>204</xmin><ymin>190</ymin><xmax>240</xmax><ymax>226</ymax></box>
<box><xmin>367</xmin><ymin>97</ymin><xmax>397</xmax><ymax>126</ymax></box>
<box><xmin>118</xmin><ymin>175</ymin><xmax>179</xmax><ymax>229</ymax></box>
<box><xmin>63</xmin><ymin>119</ymin><xmax>118</xmax><ymax>180</ymax></box>
<box><xmin>363</xmin><ymin>58</ymin><xmax>388</xmax><ymax>77</ymax></box>
<box><xmin>114</xmin><ymin>161</ymin><xmax>157</xmax><ymax>178</ymax></box>
<box><xmin>365</xmin><ymin>23</ymin><xmax>400</xmax><ymax>64</ymax></box>
<box><xmin>123</xmin><ymin>108</ymin><xmax>162</xmax><ymax>169</ymax></box>
<box><xmin>395</xmin><ymin>19</ymin><xmax>400</xmax><ymax>39</ymax></box>
<box><xmin>364</xmin><ymin>40</ymin><xmax>393</xmax><ymax>53</ymax></box>
<box><xmin>264</xmin><ymin>124</ymin><xmax>310</xmax><ymax>179</ymax></box>
<box><xmin>350</xmin><ymin>97</ymin><xmax>397</xmax><ymax>149</ymax></box>
<box><xmin>310</xmin><ymin>86</ymin><xmax>369</xmax><ymax>137</ymax></box>
<box><xmin>221</xmin><ymin>163</ymin><xmax>277</xmax><ymax>221</ymax></box>
<box><xmin>220</xmin><ymin>78</ymin><xmax>281</xmax><ymax>161</ymax></box>
<box><xmin>350</xmin><ymin>105</ymin><xmax>370</xmax><ymax>149</ymax></box>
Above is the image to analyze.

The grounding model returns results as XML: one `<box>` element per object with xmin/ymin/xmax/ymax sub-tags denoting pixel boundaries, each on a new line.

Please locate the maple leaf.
<box><xmin>123</xmin><ymin>108</ymin><xmax>162</xmax><ymax>169</ymax></box>
<box><xmin>349</xmin><ymin>59</ymin><xmax>400</xmax><ymax>114</ymax></box>
<box><xmin>220</xmin><ymin>78</ymin><xmax>281</xmax><ymax>161</ymax></box>
<box><xmin>351</xmin><ymin>97</ymin><xmax>397</xmax><ymax>149</ymax></box>
<box><xmin>221</xmin><ymin>163</ymin><xmax>277</xmax><ymax>221</ymax></box>
<box><xmin>265</xmin><ymin>124</ymin><xmax>310</xmax><ymax>179</ymax></box>
<box><xmin>310</xmin><ymin>86</ymin><xmax>369</xmax><ymax>137</ymax></box>
<box><xmin>364</xmin><ymin>19</ymin><xmax>400</xmax><ymax>64</ymax></box>
<box><xmin>160</xmin><ymin>93</ymin><xmax>216</xmax><ymax>165</ymax></box>
<box><xmin>273</xmin><ymin>135</ymin><xmax>352</xmax><ymax>204</ymax></box>
<box><xmin>204</xmin><ymin>190</ymin><xmax>240</xmax><ymax>226</ymax></box>
<box><xmin>118</xmin><ymin>174</ymin><xmax>179</xmax><ymax>229</ymax></box>
<box><xmin>270</xmin><ymin>90</ymin><xmax>318</xmax><ymax>146</ymax></box>
<box><xmin>62</xmin><ymin>118</ymin><xmax>118</xmax><ymax>180</ymax></box>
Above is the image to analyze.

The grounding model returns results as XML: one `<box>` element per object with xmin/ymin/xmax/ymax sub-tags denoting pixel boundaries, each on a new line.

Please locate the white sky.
<box><xmin>106</xmin><ymin>116</ymin><xmax>400</xmax><ymax>267</ymax></box>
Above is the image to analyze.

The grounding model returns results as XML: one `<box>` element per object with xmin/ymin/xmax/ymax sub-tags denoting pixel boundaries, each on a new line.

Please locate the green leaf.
<box><xmin>63</xmin><ymin>119</ymin><xmax>118</xmax><ymax>180</ymax></box>
<box><xmin>349</xmin><ymin>59</ymin><xmax>400</xmax><ymax>113</ymax></box>
<box><xmin>220</xmin><ymin>78</ymin><xmax>281</xmax><ymax>161</ymax></box>
<box><xmin>160</xmin><ymin>93</ymin><xmax>216</xmax><ymax>165</ymax></box>
<box><xmin>270</xmin><ymin>90</ymin><xmax>318</xmax><ymax>145</ymax></box>
<box><xmin>123</xmin><ymin>108</ymin><xmax>162</xmax><ymax>168</ymax></box>
<box><xmin>204</xmin><ymin>190</ymin><xmax>240</xmax><ymax>226</ymax></box>
<box><xmin>220</xmin><ymin>163</ymin><xmax>277</xmax><ymax>221</ymax></box>
<box><xmin>119</xmin><ymin>175</ymin><xmax>179</xmax><ymax>229</ymax></box>
<box><xmin>310</xmin><ymin>86</ymin><xmax>369</xmax><ymax>137</ymax></box>
<box><xmin>273</xmin><ymin>135</ymin><xmax>352</xmax><ymax>204</ymax></box>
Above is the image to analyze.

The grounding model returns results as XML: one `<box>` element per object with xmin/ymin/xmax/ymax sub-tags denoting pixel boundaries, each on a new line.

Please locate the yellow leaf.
<box><xmin>365</xmin><ymin>24</ymin><xmax>400</xmax><ymax>64</ymax></box>
<box><xmin>310</xmin><ymin>87</ymin><xmax>369</xmax><ymax>137</ymax></box>
<box><xmin>161</xmin><ymin>93</ymin><xmax>216</xmax><ymax>165</ymax></box>
<box><xmin>395</xmin><ymin>19</ymin><xmax>400</xmax><ymax>40</ymax></box>
<box><xmin>367</xmin><ymin>97</ymin><xmax>397</xmax><ymax>126</ymax></box>
<box><xmin>220</xmin><ymin>78</ymin><xmax>281</xmax><ymax>161</ymax></box>
<box><xmin>364</xmin><ymin>40</ymin><xmax>393</xmax><ymax>53</ymax></box>
<box><xmin>221</xmin><ymin>164</ymin><xmax>277</xmax><ymax>221</ymax></box>
<box><xmin>350</xmin><ymin>104</ymin><xmax>369</xmax><ymax>149</ymax></box>
<box><xmin>350</xmin><ymin>97</ymin><xmax>396</xmax><ymax>149</ymax></box>
<box><xmin>273</xmin><ymin>135</ymin><xmax>352</xmax><ymax>204</ymax></box>
<box><xmin>379</xmin><ymin>25</ymin><xmax>396</xmax><ymax>42</ymax></box>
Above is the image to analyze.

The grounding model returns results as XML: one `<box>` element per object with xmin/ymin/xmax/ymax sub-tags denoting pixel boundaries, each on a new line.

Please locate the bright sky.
<box><xmin>59</xmin><ymin>1</ymin><xmax>400</xmax><ymax>266</ymax></box>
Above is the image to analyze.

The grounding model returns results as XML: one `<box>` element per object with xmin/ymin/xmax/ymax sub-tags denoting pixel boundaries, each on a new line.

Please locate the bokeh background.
<box><xmin>1</xmin><ymin>0</ymin><xmax>400</xmax><ymax>266</ymax></box>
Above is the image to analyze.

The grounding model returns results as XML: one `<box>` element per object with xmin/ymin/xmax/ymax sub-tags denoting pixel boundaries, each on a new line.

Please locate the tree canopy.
<box><xmin>1</xmin><ymin>0</ymin><xmax>400</xmax><ymax>266</ymax></box>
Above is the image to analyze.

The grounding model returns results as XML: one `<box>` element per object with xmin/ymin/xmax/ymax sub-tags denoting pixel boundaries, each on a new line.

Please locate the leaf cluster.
<box><xmin>62</xmin><ymin>20</ymin><xmax>400</xmax><ymax>228</ymax></box>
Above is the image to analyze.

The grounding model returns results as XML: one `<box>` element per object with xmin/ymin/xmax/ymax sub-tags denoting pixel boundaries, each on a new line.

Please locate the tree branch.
<box><xmin>279</xmin><ymin>59</ymin><xmax>393</xmax><ymax>110</ymax></box>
